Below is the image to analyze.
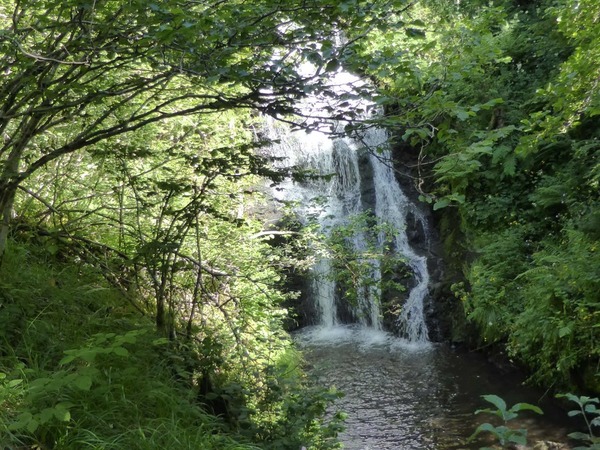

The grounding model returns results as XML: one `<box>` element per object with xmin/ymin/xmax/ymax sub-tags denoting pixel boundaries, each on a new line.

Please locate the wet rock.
<box><xmin>532</xmin><ymin>442</ymin><xmax>570</xmax><ymax>450</ymax></box>
<box><xmin>357</xmin><ymin>148</ymin><xmax>376</xmax><ymax>209</ymax></box>
<box><xmin>389</xmin><ymin>139</ymin><xmax>472</xmax><ymax>343</ymax></box>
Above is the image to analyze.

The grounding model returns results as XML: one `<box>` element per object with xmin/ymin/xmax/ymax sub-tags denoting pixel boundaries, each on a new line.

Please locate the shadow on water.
<box><xmin>296</xmin><ymin>325</ymin><xmax>573</xmax><ymax>450</ymax></box>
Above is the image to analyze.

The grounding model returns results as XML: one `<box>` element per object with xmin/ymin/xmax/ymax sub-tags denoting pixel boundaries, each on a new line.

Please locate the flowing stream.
<box><xmin>266</xmin><ymin>71</ymin><xmax>573</xmax><ymax>449</ymax></box>
<box><xmin>296</xmin><ymin>326</ymin><xmax>571</xmax><ymax>449</ymax></box>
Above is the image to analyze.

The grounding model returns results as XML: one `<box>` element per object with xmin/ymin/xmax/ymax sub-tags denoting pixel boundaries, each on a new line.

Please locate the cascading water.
<box><xmin>266</xmin><ymin>120</ymin><xmax>376</xmax><ymax>329</ymax></box>
<box><xmin>265</xmin><ymin>71</ymin><xmax>430</xmax><ymax>343</ymax></box>
<box><xmin>364</xmin><ymin>128</ymin><xmax>430</xmax><ymax>343</ymax></box>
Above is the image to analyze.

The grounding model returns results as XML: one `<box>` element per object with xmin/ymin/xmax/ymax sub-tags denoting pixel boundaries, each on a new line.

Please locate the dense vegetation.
<box><xmin>0</xmin><ymin>0</ymin><xmax>598</xmax><ymax>448</ymax></box>
<box><xmin>346</xmin><ymin>0</ymin><xmax>599</xmax><ymax>392</ymax></box>
<box><xmin>0</xmin><ymin>0</ymin><xmax>394</xmax><ymax>447</ymax></box>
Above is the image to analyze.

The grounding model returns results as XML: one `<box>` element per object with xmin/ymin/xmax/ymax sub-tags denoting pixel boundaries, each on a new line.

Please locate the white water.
<box><xmin>365</xmin><ymin>128</ymin><xmax>430</xmax><ymax>344</ymax></box>
<box><xmin>265</xmin><ymin>71</ymin><xmax>430</xmax><ymax>344</ymax></box>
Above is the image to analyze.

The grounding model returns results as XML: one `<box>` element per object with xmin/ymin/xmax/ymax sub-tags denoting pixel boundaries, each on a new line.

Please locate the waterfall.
<box><xmin>367</xmin><ymin>129</ymin><xmax>430</xmax><ymax>344</ymax></box>
<box><xmin>265</xmin><ymin>73</ymin><xmax>430</xmax><ymax>344</ymax></box>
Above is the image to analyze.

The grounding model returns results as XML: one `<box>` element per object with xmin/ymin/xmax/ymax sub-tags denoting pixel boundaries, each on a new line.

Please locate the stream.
<box><xmin>296</xmin><ymin>325</ymin><xmax>572</xmax><ymax>449</ymax></box>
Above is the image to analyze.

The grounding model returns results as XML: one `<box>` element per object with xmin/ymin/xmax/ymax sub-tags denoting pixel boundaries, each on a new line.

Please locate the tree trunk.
<box><xmin>0</xmin><ymin>147</ymin><xmax>22</xmax><ymax>265</ymax></box>
<box><xmin>0</xmin><ymin>184</ymin><xmax>17</xmax><ymax>264</ymax></box>
<box><xmin>0</xmin><ymin>112</ymin><xmax>43</xmax><ymax>265</ymax></box>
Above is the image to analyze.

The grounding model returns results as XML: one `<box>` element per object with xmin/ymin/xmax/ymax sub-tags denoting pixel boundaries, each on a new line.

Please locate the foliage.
<box><xmin>236</xmin><ymin>348</ymin><xmax>345</xmax><ymax>449</ymax></box>
<box><xmin>0</xmin><ymin>240</ymin><xmax>343</xmax><ymax>449</ymax></box>
<box><xmin>470</xmin><ymin>394</ymin><xmax>543</xmax><ymax>449</ymax></box>
<box><xmin>558</xmin><ymin>393</ymin><xmax>600</xmax><ymax>450</ymax></box>
<box><xmin>0</xmin><ymin>325</ymin><xmax>248</xmax><ymax>449</ymax></box>
<box><xmin>0</xmin><ymin>0</ymin><xmax>409</xmax><ymax>259</ymax></box>
<box><xmin>1</xmin><ymin>0</ymin><xmax>427</xmax><ymax>447</ymax></box>
<box><xmin>470</xmin><ymin>393</ymin><xmax>600</xmax><ymax>449</ymax></box>
<box><xmin>1</xmin><ymin>0</ymin><xmax>598</xmax><ymax>445</ymax></box>
<box><xmin>320</xmin><ymin>211</ymin><xmax>408</xmax><ymax>319</ymax></box>
<box><xmin>352</xmin><ymin>0</ymin><xmax>599</xmax><ymax>391</ymax></box>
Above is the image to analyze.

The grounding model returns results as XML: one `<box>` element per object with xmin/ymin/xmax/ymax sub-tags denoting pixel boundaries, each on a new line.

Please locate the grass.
<box><xmin>0</xmin><ymin>241</ymin><xmax>257</xmax><ymax>449</ymax></box>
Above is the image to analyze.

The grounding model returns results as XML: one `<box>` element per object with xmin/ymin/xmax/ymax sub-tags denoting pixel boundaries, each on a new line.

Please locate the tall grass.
<box><xmin>0</xmin><ymin>240</ymin><xmax>256</xmax><ymax>449</ymax></box>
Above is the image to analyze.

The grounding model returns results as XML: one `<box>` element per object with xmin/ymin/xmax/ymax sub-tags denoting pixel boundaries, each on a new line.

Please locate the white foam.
<box><xmin>295</xmin><ymin>325</ymin><xmax>433</xmax><ymax>353</ymax></box>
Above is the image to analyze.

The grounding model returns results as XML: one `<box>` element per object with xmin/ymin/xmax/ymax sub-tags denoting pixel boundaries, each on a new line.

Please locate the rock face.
<box><xmin>389</xmin><ymin>140</ymin><xmax>468</xmax><ymax>343</ymax></box>
<box><xmin>357</xmin><ymin>149</ymin><xmax>376</xmax><ymax>212</ymax></box>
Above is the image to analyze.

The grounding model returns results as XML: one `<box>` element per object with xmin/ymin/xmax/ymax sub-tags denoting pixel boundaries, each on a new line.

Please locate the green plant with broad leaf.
<box><xmin>469</xmin><ymin>394</ymin><xmax>543</xmax><ymax>449</ymax></box>
<box><xmin>318</xmin><ymin>211</ymin><xmax>409</xmax><ymax>324</ymax></box>
<box><xmin>558</xmin><ymin>394</ymin><xmax>600</xmax><ymax>449</ymax></box>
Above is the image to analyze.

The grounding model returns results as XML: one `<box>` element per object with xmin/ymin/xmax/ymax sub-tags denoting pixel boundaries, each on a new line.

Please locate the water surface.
<box><xmin>296</xmin><ymin>325</ymin><xmax>572</xmax><ymax>450</ymax></box>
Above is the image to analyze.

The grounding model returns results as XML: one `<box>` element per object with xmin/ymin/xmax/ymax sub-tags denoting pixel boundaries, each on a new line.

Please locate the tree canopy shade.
<box><xmin>0</xmin><ymin>0</ymin><xmax>404</xmax><ymax>259</ymax></box>
<box><xmin>1</xmin><ymin>0</ymin><xmax>600</xmax><ymax>446</ymax></box>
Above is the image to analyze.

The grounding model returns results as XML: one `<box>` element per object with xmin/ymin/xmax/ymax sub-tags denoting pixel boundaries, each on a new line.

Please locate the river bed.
<box><xmin>296</xmin><ymin>325</ymin><xmax>573</xmax><ymax>450</ymax></box>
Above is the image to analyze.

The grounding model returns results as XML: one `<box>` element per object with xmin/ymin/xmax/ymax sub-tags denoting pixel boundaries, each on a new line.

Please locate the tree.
<box><xmin>0</xmin><ymin>0</ymin><xmax>397</xmax><ymax>261</ymax></box>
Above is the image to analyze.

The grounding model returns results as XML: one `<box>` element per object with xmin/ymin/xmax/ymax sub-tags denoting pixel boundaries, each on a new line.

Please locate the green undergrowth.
<box><xmin>0</xmin><ymin>240</ymin><xmax>342</xmax><ymax>449</ymax></box>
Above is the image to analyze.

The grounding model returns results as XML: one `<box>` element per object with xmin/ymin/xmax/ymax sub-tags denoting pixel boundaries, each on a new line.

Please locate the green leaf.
<box><xmin>405</xmin><ymin>28</ymin><xmax>426</xmax><ymax>38</ymax></box>
<box><xmin>448</xmin><ymin>194</ymin><xmax>465</xmax><ymax>204</ymax></box>
<box><xmin>26</xmin><ymin>418</ymin><xmax>39</xmax><ymax>433</ymax></box>
<box><xmin>40</xmin><ymin>408</ymin><xmax>55</xmax><ymax>424</ymax></box>
<box><xmin>53</xmin><ymin>408</ymin><xmax>71</xmax><ymax>422</ymax></box>
<box><xmin>46</xmin><ymin>244</ymin><xmax>59</xmax><ymax>255</ymax></box>
<box><xmin>59</xmin><ymin>355</ymin><xmax>76</xmax><ymax>365</ymax></box>
<box><xmin>117</xmin><ymin>330</ymin><xmax>145</xmax><ymax>344</ymax></box>
<box><xmin>418</xmin><ymin>194</ymin><xmax>433</xmax><ymax>204</ymax></box>
<box><xmin>9</xmin><ymin>412</ymin><xmax>32</xmax><ymax>431</ymax></box>
<box><xmin>557</xmin><ymin>393</ymin><xmax>583</xmax><ymax>405</ymax></box>
<box><xmin>508</xmin><ymin>432</ymin><xmax>527</xmax><ymax>445</ymax></box>
<box><xmin>112</xmin><ymin>346</ymin><xmax>129</xmax><ymax>357</ymax></box>
<box><xmin>73</xmin><ymin>375</ymin><xmax>93</xmax><ymax>391</ymax></box>
<box><xmin>475</xmin><ymin>422</ymin><xmax>498</xmax><ymax>434</ymax></box>
<box><xmin>28</xmin><ymin>377</ymin><xmax>51</xmax><ymax>390</ymax></box>
<box><xmin>558</xmin><ymin>326</ymin><xmax>572</xmax><ymax>338</ymax></box>
<box><xmin>56</xmin><ymin>401</ymin><xmax>75</xmax><ymax>410</ymax></box>
<box><xmin>455</xmin><ymin>109</ymin><xmax>470</xmax><ymax>121</ymax></box>
<box><xmin>433</xmin><ymin>198</ymin><xmax>450</xmax><ymax>210</ymax></box>
<box><xmin>402</xmin><ymin>127</ymin><xmax>430</xmax><ymax>141</ymax></box>
<box><xmin>421</xmin><ymin>40</ymin><xmax>437</xmax><ymax>52</ymax></box>
<box><xmin>569</xmin><ymin>431</ymin><xmax>592</xmax><ymax>441</ymax></box>
<box><xmin>7</xmin><ymin>379</ymin><xmax>23</xmax><ymax>388</ymax></box>
<box><xmin>503</xmin><ymin>154</ymin><xmax>516</xmax><ymax>176</ymax></box>
<box><xmin>325</xmin><ymin>59</ymin><xmax>340</xmax><ymax>72</ymax></box>
<box><xmin>482</xmin><ymin>98</ymin><xmax>504</xmax><ymax>108</ymax></box>
<box><xmin>585</xmin><ymin>403</ymin><xmax>598</xmax><ymax>413</ymax></box>
<box><xmin>481</xmin><ymin>394</ymin><xmax>507</xmax><ymax>414</ymax></box>
<box><xmin>510</xmin><ymin>403</ymin><xmax>543</xmax><ymax>415</ymax></box>
<box><xmin>469</xmin><ymin>422</ymin><xmax>499</xmax><ymax>441</ymax></box>
<box><xmin>495</xmin><ymin>56</ymin><xmax>512</xmax><ymax>64</ymax></box>
<box><xmin>410</xmin><ymin>19</ymin><xmax>426</xmax><ymax>27</ymax></box>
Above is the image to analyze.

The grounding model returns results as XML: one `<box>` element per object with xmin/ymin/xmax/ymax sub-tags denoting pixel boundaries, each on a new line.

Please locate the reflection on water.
<box><xmin>296</xmin><ymin>325</ymin><xmax>572</xmax><ymax>450</ymax></box>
